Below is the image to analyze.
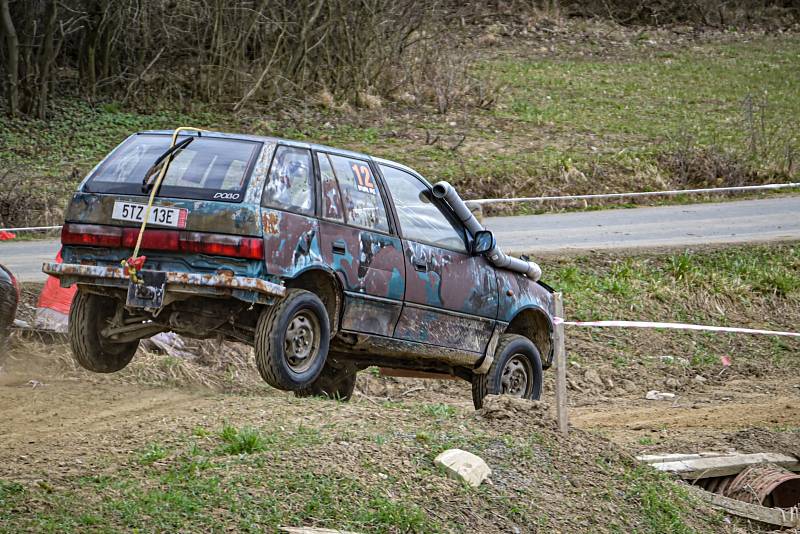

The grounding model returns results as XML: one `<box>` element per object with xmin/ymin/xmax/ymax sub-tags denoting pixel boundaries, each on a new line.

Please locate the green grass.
<box><xmin>137</xmin><ymin>443</ymin><xmax>168</xmax><ymax>465</ymax></box>
<box><xmin>0</xmin><ymin>426</ymin><xmax>440</xmax><ymax>533</ymax></box>
<box><xmin>218</xmin><ymin>424</ymin><xmax>267</xmax><ymax>455</ymax></box>
<box><xmin>488</xmin><ymin>36</ymin><xmax>800</xmax><ymax>174</ymax></box>
<box><xmin>547</xmin><ymin>243</ymin><xmax>800</xmax><ymax>375</ymax></box>
<box><xmin>0</xmin><ymin>395</ymin><xmax>731</xmax><ymax>533</ymax></box>
<box><xmin>418</xmin><ymin>402</ymin><xmax>457</xmax><ymax>418</ymax></box>
<box><xmin>548</xmin><ymin>244</ymin><xmax>800</xmax><ymax>322</ymax></box>
<box><xmin>0</xmin><ymin>101</ymin><xmax>226</xmax><ymax>176</ymax></box>
<box><xmin>0</xmin><ymin>414</ymin><xmax>505</xmax><ymax>533</ymax></box>
<box><xmin>623</xmin><ymin>466</ymin><xmax>700</xmax><ymax>534</ymax></box>
<box><xmin>371</xmin><ymin>35</ymin><xmax>800</xmax><ymax>202</ymax></box>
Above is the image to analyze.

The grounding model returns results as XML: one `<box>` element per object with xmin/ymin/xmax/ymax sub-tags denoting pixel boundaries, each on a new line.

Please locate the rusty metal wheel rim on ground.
<box><xmin>284</xmin><ymin>310</ymin><xmax>321</xmax><ymax>373</ymax></box>
<box><xmin>502</xmin><ymin>354</ymin><xmax>532</xmax><ymax>397</ymax></box>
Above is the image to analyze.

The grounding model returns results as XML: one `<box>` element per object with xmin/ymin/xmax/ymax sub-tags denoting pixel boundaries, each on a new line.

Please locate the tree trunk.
<box><xmin>82</xmin><ymin>0</ymin><xmax>106</xmax><ymax>98</ymax></box>
<box><xmin>17</xmin><ymin>0</ymin><xmax>36</xmax><ymax>115</ymax></box>
<box><xmin>0</xmin><ymin>0</ymin><xmax>19</xmax><ymax>117</ymax></box>
<box><xmin>36</xmin><ymin>0</ymin><xmax>58</xmax><ymax>119</ymax></box>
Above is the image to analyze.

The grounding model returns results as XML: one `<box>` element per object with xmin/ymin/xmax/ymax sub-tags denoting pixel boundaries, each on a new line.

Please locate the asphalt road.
<box><xmin>488</xmin><ymin>195</ymin><xmax>800</xmax><ymax>255</ymax></box>
<box><xmin>1</xmin><ymin>196</ymin><xmax>798</xmax><ymax>282</ymax></box>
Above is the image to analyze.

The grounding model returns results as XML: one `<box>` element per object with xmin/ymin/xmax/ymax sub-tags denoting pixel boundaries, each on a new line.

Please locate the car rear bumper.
<box><xmin>42</xmin><ymin>262</ymin><xmax>286</xmax><ymax>300</ymax></box>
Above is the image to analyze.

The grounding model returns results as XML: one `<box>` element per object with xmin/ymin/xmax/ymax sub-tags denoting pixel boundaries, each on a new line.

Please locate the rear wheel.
<box><xmin>69</xmin><ymin>289</ymin><xmax>138</xmax><ymax>373</ymax></box>
<box><xmin>255</xmin><ymin>289</ymin><xmax>330</xmax><ymax>391</ymax></box>
<box><xmin>294</xmin><ymin>358</ymin><xmax>357</xmax><ymax>401</ymax></box>
<box><xmin>471</xmin><ymin>334</ymin><xmax>543</xmax><ymax>410</ymax></box>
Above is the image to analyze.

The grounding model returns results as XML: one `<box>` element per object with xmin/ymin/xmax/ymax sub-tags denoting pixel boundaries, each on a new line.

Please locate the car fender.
<box><xmin>502</xmin><ymin>303</ymin><xmax>556</xmax><ymax>369</ymax></box>
<box><xmin>282</xmin><ymin>265</ymin><xmax>345</xmax><ymax>333</ymax></box>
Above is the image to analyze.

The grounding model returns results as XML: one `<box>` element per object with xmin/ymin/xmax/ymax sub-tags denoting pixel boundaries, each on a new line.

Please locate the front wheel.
<box><xmin>471</xmin><ymin>334</ymin><xmax>543</xmax><ymax>410</ymax></box>
<box><xmin>69</xmin><ymin>289</ymin><xmax>138</xmax><ymax>373</ymax></box>
<box><xmin>255</xmin><ymin>289</ymin><xmax>330</xmax><ymax>391</ymax></box>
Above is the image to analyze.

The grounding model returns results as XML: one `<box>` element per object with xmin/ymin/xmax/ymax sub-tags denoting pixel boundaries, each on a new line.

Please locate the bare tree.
<box><xmin>0</xmin><ymin>0</ymin><xmax>19</xmax><ymax>117</ymax></box>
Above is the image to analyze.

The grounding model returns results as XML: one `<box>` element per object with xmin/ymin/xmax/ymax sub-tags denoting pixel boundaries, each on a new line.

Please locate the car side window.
<box><xmin>262</xmin><ymin>146</ymin><xmax>313</xmax><ymax>215</ymax></box>
<box><xmin>328</xmin><ymin>154</ymin><xmax>390</xmax><ymax>233</ymax></box>
<box><xmin>317</xmin><ymin>153</ymin><xmax>344</xmax><ymax>222</ymax></box>
<box><xmin>380</xmin><ymin>165</ymin><xmax>467</xmax><ymax>253</ymax></box>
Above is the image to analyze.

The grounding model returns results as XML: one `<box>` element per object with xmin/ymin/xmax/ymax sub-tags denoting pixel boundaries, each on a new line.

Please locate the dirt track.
<box><xmin>2</xmin><ymin>347</ymin><xmax>797</xmax><ymax>485</ymax></box>
<box><xmin>571</xmin><ymin>379</ymin><xmax>800</xmax><ymax>449</ymax></box>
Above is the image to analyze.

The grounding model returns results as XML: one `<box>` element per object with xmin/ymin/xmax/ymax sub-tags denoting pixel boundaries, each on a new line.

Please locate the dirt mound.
<box><xmin>725</xmin><ymin>428</ymin><xmax>800</xmax><ymax>458</ymax></box>
<box><xmin>476</xmin><ymin>394</ymin><xmax>558</xmax><ymax>430</ymax></box>
<box><xmin>646</xmin><ymin>426</ymin><xmax>800</xmax><ymax>460</ymax></box>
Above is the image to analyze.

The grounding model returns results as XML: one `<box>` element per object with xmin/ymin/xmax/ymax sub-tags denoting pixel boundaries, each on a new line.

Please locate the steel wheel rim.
<box><xmin>501</xmin><ymin>354</ymin><xmax>532</xmax><ymax>397</ymax></box>
<box><xmin>284</xmin><ymin>310</ymin><xmax>321</xmax><ymax>373</ymax></box>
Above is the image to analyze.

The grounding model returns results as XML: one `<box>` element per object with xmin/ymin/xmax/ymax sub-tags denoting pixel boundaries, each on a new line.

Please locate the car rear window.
<box><xmin>84</xmin><ymin>134</ymin><xmax>261</xmax><ymax>202</ymax></box>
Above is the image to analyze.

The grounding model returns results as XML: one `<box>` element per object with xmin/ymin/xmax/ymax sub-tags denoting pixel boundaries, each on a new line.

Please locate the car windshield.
<box><xmin>85</xmin><ymin>134</ymin><xmax>261</xmax><ymax>202</ymax></box>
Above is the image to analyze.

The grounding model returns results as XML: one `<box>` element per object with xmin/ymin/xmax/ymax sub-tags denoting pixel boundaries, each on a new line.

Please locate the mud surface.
<box><xmin>0</xmin><ymin>346</ymin><xmax>722</xmax><ymax>533</ymax></box>
<box><xmin>2</xmin><ymin>340</ymin><xmax>797</xmax><ymax>481</ymax></box>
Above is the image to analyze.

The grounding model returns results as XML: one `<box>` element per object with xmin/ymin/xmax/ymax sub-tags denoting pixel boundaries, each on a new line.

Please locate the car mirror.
<box><xmin>472</xmin><ymin>230</ymin><xmax>495</xmax><ymax>255</ymax></box>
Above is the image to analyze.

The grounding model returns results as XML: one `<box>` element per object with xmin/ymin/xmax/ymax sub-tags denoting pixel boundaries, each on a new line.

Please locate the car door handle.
<box><xmin>413</xmin><ymin>259</ymin><xmax>428</xmax><ymax>272</ymax></box>
<box><xmin>332</xmin><ymin>240</ymin><xmax>347</xmax><ymax>255</ymax></box>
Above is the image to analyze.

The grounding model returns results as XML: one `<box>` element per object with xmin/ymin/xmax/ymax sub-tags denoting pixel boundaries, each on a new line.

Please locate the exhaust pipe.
<box><xmin>432</xmin><ymin>181</ymin><xmax>542</xmax><ymax>281</ymax></box>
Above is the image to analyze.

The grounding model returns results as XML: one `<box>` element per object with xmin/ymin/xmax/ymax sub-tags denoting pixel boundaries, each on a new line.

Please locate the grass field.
<box><xmin>1</xmin><ymin>26</ymin><xmax>799</xmax><ymax>225</ymax></box>
<box><xmin>2</xmin><ymin>242</ymin><xmax>797</xmax><ymax>532</ymax></box>
<box><xmin>547</xmin><ymin>243</ymin><xmax>800</xmax><ymax>375</ymax></box>
<box><xmin>0</xmin><ymin>398</ymin><xmax>714</xmax><ymax>533</ymax></box>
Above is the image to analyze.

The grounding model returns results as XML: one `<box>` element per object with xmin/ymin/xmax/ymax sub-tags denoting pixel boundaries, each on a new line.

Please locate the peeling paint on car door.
<box><xmin>378</xmin><ymin>163</ymin><xmax>498</xmax><ymax>353</ymax></box>
<box><xmin>395</xmin><ymin>241</ymin><xmax>498</xmax><ymax>352</ymax></box>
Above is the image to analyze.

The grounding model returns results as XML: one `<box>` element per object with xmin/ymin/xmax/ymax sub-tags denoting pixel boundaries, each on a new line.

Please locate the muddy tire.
<box><xmin>294</xmin><ymin>359</ymin><xmax>357</xmax><ymax>401</ymax></box>
<box><xmin>69</xmin><ymin>289</ymin><xmax>138</xmax><ymax>373</ymax></box>
<box><xmin>471</xmin><ymin>334</ymin><xmax>543</xmax><ymax>410</ymax></box>
<box><xmin>255</xmin><ymin>288</ymin><xmax>330</xmax><ymax>391</ymax></box>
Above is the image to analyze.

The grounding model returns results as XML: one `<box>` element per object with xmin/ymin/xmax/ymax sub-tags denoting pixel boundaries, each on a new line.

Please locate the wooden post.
<box><xmin>553</xmin><ymin>292</ymin><xmax>568</xmax><ymax>436</ymax></box>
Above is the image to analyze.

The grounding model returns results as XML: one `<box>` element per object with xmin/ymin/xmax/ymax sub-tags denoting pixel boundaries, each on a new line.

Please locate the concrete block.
<box><xmin>434</xmin><ymin>448</ymin><xmax>491</xmax><ymax>487</ymax></box>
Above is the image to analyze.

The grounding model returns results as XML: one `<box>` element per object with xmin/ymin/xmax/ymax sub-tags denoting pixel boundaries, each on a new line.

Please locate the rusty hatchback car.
<box><xmin>44</xmin><ymin>130</ymin><xmax>557</xmax><ymax>408</ymax></box>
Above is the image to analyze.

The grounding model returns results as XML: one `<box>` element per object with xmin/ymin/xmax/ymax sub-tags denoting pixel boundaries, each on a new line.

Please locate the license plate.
<box><xmin>112</xmin><ymin>201</ymin><xmax>188</xmax><ymax>228</ymax></box>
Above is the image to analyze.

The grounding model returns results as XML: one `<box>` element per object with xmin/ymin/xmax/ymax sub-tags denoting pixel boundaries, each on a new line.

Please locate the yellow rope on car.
<box><xmin>123</xmin><ymin>126</ymin><xmax>207</xmax><ymax>283</ymax></box>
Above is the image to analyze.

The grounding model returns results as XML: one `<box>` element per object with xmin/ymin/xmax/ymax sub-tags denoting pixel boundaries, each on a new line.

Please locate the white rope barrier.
<box><xmin>470</xmin><ymin>182</ymin><xmax>800</xmax><ymax>205</ymax></box>
<box><xmin>554</xmin><ymin>317</ymin><xmax>800</xmax><ymax>338</ymax></box>
<box><xmin>0</xmin><ymin>225</ymin><xmax>62</xmax><ymax>232</ymax></box>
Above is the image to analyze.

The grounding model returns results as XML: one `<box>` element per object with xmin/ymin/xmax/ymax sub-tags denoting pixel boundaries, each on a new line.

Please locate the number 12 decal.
<box><xmin>351</xmin><ymin>163</ymin><xmax>376</xmax><ymax>195</ymax></box>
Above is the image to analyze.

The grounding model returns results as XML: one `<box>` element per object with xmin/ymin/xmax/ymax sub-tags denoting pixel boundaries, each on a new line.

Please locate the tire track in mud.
<box><xmin>574</xmin><ymin>396</ymin><xmax>799</xmax><ymax>432</ymax></box>
<box><xmin>571</xmin><ymin>380</ymin><xmax>800</xmax><ymax>449</ymax></box>
<box><xmin>0</xmin><ymin>377</ymin><xmax>220</xmax><ymax>482</ymax></box>
<box><xmin>0</xmin><ymin>381</ymin><xmax>204</xmax><ymax>439</ymax></box>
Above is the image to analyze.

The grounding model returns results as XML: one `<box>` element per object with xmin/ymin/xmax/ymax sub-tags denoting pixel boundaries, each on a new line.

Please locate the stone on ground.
<box><xmin>646</xmin><ymin>390</ymin><xmax>676</xmax><ymax>401</ymax></box>
<box><xmin>434</xmin><ymin>448</ymin><xmax>491</xmax><ymax>488</ymax></box>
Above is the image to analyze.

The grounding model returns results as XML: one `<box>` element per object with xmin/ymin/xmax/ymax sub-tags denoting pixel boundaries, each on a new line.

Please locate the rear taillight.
<box><xmin>61</xmin><ymin>223</ymin><xmax>263</xmax><ymax>260</ymax></box>
<box><xmin>61</xmin><ymin>224</ymin><xmax>122</xmax><ymax>248</ymax></box>
<box><xmin>121</xmin><ymin>228</ymin><xmax>179</xmax><ymax>250</ymax></box>
<box><xmin>179</xmin><ymin>232</ymin><xmax>264</xmax><ymax>260</ymax></box>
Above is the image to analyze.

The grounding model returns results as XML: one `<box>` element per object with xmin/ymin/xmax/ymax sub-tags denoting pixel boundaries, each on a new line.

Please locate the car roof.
<box><xmin>137</xmin><ymin>130</ymin><xmax>427</xmax><ymax>183</ymax></box>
